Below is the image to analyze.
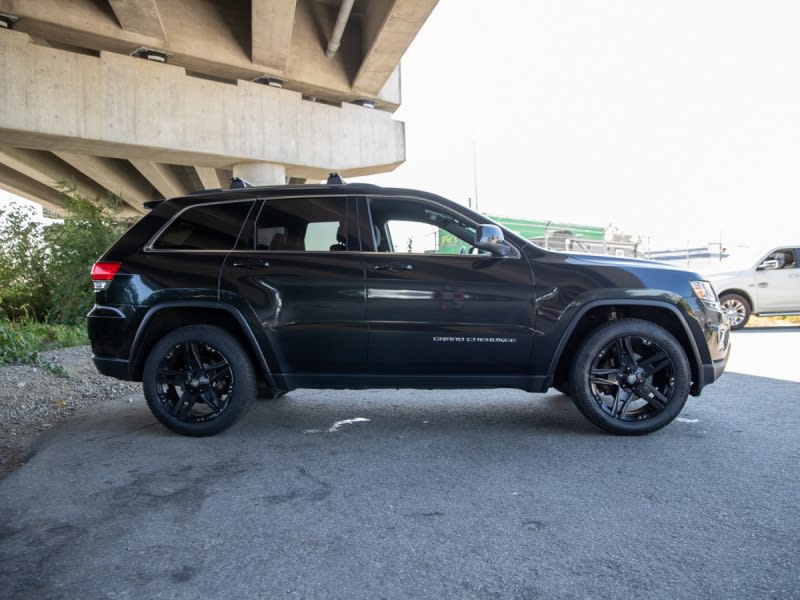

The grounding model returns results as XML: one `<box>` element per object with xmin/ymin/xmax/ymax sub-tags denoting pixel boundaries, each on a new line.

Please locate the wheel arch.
<box><xmin>128</xmin><ymin>302</ymin><xmax>279</xmax><ymax>393</ymax></box>
<box><xmin>718</xmin><ymin>288</ymin><xmax>754</xmax><ymax>309</ymax></box>
<box><xmin>550</xmin><ymin>300</ymin><xmax>706</xmax><ymax>396</ymax></box>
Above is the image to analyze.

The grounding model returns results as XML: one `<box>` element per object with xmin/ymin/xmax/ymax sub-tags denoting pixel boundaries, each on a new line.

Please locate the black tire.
<box><xmin>568</xmin><ymin>318</ymin><xmax>691</xmax><ymax>435</ymax></box>
<box><xmin>258</xmin><ymin>382</ymin><xmax>287</xmax><ymax>400</ymax></box>
<box><xmin>143</xmin><ymin>325</ymin><xmax>257</xmax><ymax>436</ymax></box>
<box><xmin>720</xmin><ymin>293</ymin><xmax>750</xmax><ymax>330</ymax></box>
<box><xmin>553</xmin><ymin>381</ymin><xmax>571</xmax><ymax>396</ymax></box>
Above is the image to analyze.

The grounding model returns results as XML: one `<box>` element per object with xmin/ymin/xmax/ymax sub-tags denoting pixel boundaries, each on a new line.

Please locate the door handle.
<box><xmin>757</xmin><ymin>282</ymin><xmax>768</xmax><ymax>288</ymax></box>
<box><xmin>373</xmin><ymin>263</ymin><xmax>413</xmax><ymax>271</ymax></box>
<box><xmin>232</xmin><ymin>259</ymin><xmax>270</xmax><ymax>269</ymax></box>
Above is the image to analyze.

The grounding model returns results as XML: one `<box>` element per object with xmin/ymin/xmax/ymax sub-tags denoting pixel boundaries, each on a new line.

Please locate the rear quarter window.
<box><xmin>151</xmin><ymin>201</ymin><xmax>254</xmax><ymax>250</ymax></box>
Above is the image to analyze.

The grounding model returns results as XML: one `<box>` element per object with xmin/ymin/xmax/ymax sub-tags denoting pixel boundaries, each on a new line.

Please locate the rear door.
<box><xmin>219</xmin><ymin>195</ymin><xmax>366</xmax><ymax>384</ymax></box>
<box><xmin>362</xmin><ymin>195</ymin><xmax>536</xmax><ymax>376</ymax></box>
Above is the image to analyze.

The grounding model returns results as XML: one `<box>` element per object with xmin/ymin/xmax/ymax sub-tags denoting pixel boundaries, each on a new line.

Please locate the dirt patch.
<box><xmin>0</xmin><ymin>346</ymin><xmax>141</xmax><ymax>478</ymax></box>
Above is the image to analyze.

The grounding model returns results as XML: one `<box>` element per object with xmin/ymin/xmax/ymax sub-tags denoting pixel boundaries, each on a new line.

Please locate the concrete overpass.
<box><xmin>0</xmin><ymin>0</ymin><xmax>438</xmax><ymax>216</ymax></box>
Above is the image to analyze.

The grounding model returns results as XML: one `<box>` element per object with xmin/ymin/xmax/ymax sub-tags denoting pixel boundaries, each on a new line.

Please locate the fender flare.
<box><xmin>544</xmin><ymin>298</ymin><xmax>706</xmax><ymax>389</ymax></box>
<box><xmin>128</xmin><ymin>301</ymin><xmax>279</xmax><ymax>393</ymax></box>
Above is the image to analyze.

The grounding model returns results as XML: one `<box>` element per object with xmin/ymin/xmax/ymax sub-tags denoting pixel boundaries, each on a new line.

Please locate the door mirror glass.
<box><xmin>474</xmin><ymin>224</ymin><xmax>511</xmax><ymax>257</ymax></box>
<box><xmin>757</xmin><ymin>259</ymin><xmax>780</xmax><ymax>271</ymax></box>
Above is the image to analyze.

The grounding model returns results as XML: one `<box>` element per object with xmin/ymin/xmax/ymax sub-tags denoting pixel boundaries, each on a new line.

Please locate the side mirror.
<box><xmin>757</xmin><ymin>259</ymin><xmax>780</xmax><ymax>271</ymax></box>
<box><xmin>474</xmin><ymin>224</ymin><xmax>511</xmax><ymax>257</ymax></box>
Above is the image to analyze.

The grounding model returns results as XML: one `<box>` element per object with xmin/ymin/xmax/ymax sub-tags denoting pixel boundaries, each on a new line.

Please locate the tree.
<box><xmin>0</xmin><ymin>201</ymin><xmax>49</xmax><ymax>320</ymax></box>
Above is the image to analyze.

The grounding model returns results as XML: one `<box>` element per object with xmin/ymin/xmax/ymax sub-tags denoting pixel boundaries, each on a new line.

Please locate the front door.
<box><xmin>362</xmin><ymin>195</ymin><xmax>536</xmax><ymax>377</ymax></box>
<box><xmin>753</xmin><ymin>247</ymin><xmax>800</xmax><ymax>312</ymax></box>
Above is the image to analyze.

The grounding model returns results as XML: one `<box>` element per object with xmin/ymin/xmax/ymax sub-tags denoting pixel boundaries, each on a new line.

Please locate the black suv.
<box><xmin>88</xmin><ymin>177</ymin><xmax>730</xmax><ymax>436</ymax></box>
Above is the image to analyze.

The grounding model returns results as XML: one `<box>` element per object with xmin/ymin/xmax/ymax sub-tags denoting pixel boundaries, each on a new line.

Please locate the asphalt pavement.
<box><xmin>1</xmin><ymin>327</ymin><xmax>798</xmax><ymax>600</ymax></box>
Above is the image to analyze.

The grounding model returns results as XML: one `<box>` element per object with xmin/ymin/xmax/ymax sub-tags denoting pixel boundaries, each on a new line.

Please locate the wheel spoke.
<box><xmin>205</xmin><ymin>361</ymin><xmax>231</xmax><ymax>383</ymax></box>
<box><xmin>158</xmin><ymin>368</ymin><xmax>184</xmax><ymax>387</ymax></box>
<box><xmin>623</xmin><ymin>336</ymin><xmax>638</xmax><ymax>365</ymax></box>
<box><xmin>614</xmin><ymin>392</ymin><xmax>635</xmax><ymax>419</ymax></box>
<box><xmin>610</xmin><ymin>389</ymin><xmax>623</xmax><ymax>417</ymax></box>
<box><xmin>186</xmin><ymin>343</ymin><xmax>204</xmax><ymax>370</ymax></box>
<box><xmin>590</xmin><ymin>377</ymin><xmax>618</xmax><ymax>389</ymax></box>
<box><xmin>613</xmin><ymin>338</ymin><xmax>628</xmax><ymax>368</ymax></box>
<box><xmin>202</xmin><ymin>387</ymin><xmax>224</xmax><ymax>413</ymax></box>
<box><xmin>635</xmin><ymin>385</ymin><xmax>667</xmax><ymax>410</ymax></box>
<box><xmin>612</xmin><ymin>336</ymin><xmax>637</xmax><ymax>370</ymax></box>
<box><xmin>170</xmin><ymin>391</ymin><xmax>196</xmax><ymax>418</ymax></box>
<box><xmin>638</xmin><ymin>351</ymin><xmax>671</xmax><ymax>377</ymax></box>
<box><xmin>590</xmin><ymin>367</ymin><xmax>618</xmax><ymax>387</ymax></box>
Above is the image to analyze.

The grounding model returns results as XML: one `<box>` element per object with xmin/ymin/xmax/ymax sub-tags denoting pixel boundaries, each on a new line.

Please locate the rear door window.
<box><xmin>249</xmin><ymin>197</ymin><xmax>353</xmax><ymax>252</ymax></box>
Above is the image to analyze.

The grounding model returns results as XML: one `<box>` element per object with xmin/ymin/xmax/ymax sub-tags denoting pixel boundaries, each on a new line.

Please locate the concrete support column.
<box><xmin>233</xmin><ymin>162</ymin><xmax>286</xmax><ymax>186</ymax></box>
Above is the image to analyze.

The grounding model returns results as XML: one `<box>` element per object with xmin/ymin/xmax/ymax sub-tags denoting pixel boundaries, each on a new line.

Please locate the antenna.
<box><xmin>229</xmin><ymin>177</ymin><xmax>253</xmax><ymax>189</ymax></box>
<box><xmin>472</xmin><ymin>135</ymin><xmax>479</xmax><ymax>212</ymax></box>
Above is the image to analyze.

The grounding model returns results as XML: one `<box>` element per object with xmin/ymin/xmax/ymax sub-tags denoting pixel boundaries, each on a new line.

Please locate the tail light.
<box><xmin>91</xmin><ymin>261</ymin><xmax>121</xmax><ymax>291</ymax></box>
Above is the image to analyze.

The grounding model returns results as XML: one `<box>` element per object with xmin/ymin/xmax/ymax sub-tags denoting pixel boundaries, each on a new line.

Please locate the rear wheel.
<box><xmin>569</xmin><ymin>318</ymin><xmax>691</xmax><ymax>435</ymax></box>
<box><xmin>143</xmin><ymin>325</ymin><xmax>256</xmax><ymax>436</ymax></box>
<box><xmin>553</xmin><ymin>381</ymin><xmax>571</xmax><ymax>396</ymax></box>
<box><xmin>720</xmin><ymin>293</ymin><xmax>750</xmax><ymax>330</ymax></box>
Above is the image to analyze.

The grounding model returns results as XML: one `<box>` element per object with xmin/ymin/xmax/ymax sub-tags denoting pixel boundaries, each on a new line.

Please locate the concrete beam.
<box><xmin>1</xmin><ymin>0</ymin><xmax>406</xmax><ymax>109</ymax></box>
<box><xmin>194</xmin><ymin>166</ymin><xmax>225</xmax><ymax>190</ymax></box>
<box><xmin>0</xmin><ymin>146</ymin><xmax>109</xmax><ymax>204</ymax></box>
<box><xmin>353</xmin><ymin>0</ymin><xmax>438</xmax><ymax>97</ymax></box>
<box><xmin>0</xmin><ymin>31</ymin><xmax>405</xmax><ymax>179</ymax></box>
<box><xmin>107</xmin><ymin>0</ymin><xmax>166</xmax><ymax>40</ymax></box>
<box><xmin>251</xmin><ymin>0</ymin><xmax>296</xmax><ymax>71</ymax></box>
<box><xmin>0</xmin><ymin>165</ymin><xmax>74</xmax><ymax>216</ymax></box>
<box><xmin>54</xmin><ymin>153</ymin><xmax>153</xmax><ymax>214</ymax></box>
<box><xmin>130</xmin><ymin>160</ymin><xmax>190</xmax><ymax>199</ymax></box>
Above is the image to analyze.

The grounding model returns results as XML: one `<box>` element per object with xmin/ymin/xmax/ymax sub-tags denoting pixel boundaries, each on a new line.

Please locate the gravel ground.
<box><xmin>0</xmin><ymin>345</ymin><xmax>141</xmax><ymax>479</ymax></box>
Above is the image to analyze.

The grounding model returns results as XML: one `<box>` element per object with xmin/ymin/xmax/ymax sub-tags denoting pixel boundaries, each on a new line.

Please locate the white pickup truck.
<box><xmin>706</xmin><ymin>244</ymin><xmax>800</xmax><ymax>329</ymax></box>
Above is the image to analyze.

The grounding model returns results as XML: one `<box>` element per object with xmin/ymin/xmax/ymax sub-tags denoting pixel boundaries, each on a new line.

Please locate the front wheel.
<box><xmin>719</xmin><ymin>293</ymin><xmax>750</xmax><ymax>330</ymax></box>
<box><xmin>143</xmin><ymin>325</ymin><xmax>257</xmax><ymax>436</ymax></box>
<box><xmin>569</xmin><ymin>319</ymin><xmax>691</xmax><ymax>435</ymax></box>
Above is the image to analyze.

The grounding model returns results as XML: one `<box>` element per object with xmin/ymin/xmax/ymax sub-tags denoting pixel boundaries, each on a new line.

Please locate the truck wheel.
<box><xmin>719</xmin><ymin>293</ymin><xmax>750</xmax><ymax>330</ymax></box>
<box><xmin>143</xmin><ymin>325</ymin><xmax>256</xmax><ymax>436</ymax></box>
<box><xmin>569</xmin><ymin>318</ymin><xmax>691</xmax><ymax>435</ymax></box>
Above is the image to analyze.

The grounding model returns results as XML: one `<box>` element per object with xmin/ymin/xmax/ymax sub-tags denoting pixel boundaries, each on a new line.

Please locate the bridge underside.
<box><xmin>0</xmin><ymin>0</ymin><xmax>437</xmax><ymax>215</ymax></box>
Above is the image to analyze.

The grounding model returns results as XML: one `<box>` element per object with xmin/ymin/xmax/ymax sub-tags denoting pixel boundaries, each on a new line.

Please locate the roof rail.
<box><xmin>188</xmin><ymin>187</ymin><xmax>222</xmax><ymax>195</ymax></box>
<box><xmin>229</xmin><ymin>176</ymin><xmax>254</xmax><ymax>189</ymax></box>
<box><xmin>327</xmin><ymin>172</ymin><xmax>345</xmax><ymax>185</ymax></box>
<box><xmin>143</xmin><ymin>199</ymin><xmax>164</xmax><ymax>211</ymax></box>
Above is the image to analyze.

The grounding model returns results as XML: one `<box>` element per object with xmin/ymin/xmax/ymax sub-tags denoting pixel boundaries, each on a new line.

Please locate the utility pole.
<box><xmin>472</xmin><ymin>135</ymin><xmax>479</xmax><ymax>213</ymax></box>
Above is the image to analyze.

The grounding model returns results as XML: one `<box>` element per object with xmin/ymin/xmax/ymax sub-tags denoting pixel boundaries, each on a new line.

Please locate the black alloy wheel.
<box><xmin>569</xmin><ymin>318</ymin><xmax>691</xmax><ymax>435</ymax></box>
<box><xmin>143</xmin><ymin>325</ymin><xmax>256</xmax><ymax>436</ymax></box>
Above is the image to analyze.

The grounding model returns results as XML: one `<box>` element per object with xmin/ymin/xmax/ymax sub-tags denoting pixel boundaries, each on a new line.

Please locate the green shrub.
<box><xmin>0</xmin><ymin>203</ymin><xmax>49</xmax><ymax>321</ymax></box>
<box><xmin>0</xmin><ymin>316</ymin><xmax>39</xmax><ymax>365</ymax></box>
<box><xmin>1</xmin><ymin>186</ymin><xmax>134</xmax><ymax>326</ymax></box>
<box><xmin>0</xmin><ymin>313</ymin><xmax>88</xmax><ymax>365</ymax></box>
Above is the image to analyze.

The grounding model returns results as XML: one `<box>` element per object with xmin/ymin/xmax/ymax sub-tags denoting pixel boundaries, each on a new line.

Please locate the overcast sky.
<box><xmin>4</xmin><ymin>1</ymin><xmax>797</xmax><ymax>253</ymax></box>
<box><xmin>354</xmin><ymin>0</ymin><xmax>800</xmax><ymax>251</ymax></box>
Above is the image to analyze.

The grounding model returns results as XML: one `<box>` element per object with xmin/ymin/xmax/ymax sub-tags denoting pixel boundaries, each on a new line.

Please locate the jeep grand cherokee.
<box><xmin>88</xmin><ymin>177</ymin><xmax>730</xmax><ymax>436</ymax></box>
